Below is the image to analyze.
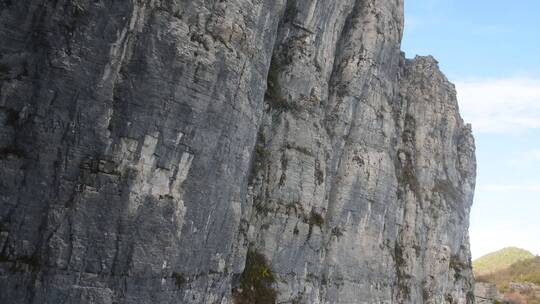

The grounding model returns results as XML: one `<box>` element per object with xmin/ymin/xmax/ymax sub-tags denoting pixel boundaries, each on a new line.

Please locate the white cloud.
<box><xmin>530</xmin><ymin>149</ymin><xmax>540</xmax><ymax>160</ymax></box>
<box><xmin>507</xmin><ymin>149</ymin><xmax>540</xmax><ymax>167</ymax></box>
<box><xmin>480</xmin><ymin>183</ymin><xmax>540</xmax><ymax>192</ymax></box>
<box><xmin>455</xmin><ymin>78</ymin><xmax>540</xmax><ymax>134</ymax></box>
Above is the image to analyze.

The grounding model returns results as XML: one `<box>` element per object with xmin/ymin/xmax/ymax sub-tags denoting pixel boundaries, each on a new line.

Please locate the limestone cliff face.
<box><xmin>0</xmin><ymin>0</ymin><xmax>475</xmax><ymax>303</ymax></box>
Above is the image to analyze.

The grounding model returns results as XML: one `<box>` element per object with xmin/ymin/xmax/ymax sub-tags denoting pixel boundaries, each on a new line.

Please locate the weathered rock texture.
<box><xmin>474</xmin><ymin>282</ymin><xmax>497</xmax><ymax>304</ymax></box>
<box><xmin>0</xmin><ymin>0</ymin><xmax>476</xmax><ymax>303</ymax></box>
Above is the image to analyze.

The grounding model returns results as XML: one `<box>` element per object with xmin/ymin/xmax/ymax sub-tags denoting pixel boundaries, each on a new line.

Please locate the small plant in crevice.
<box><xmin>449</xmin><ymin>255</ymin><xmax>467</xmax><ymax>281</ymax></box>
<box><xmin>254</xmin><ymin>203</ymin><xmax>271</xmax><ymax>215</ymax></box>
<box><xmin>291</xmin><ymin>294</ymin><xmax>304</xmax><ymax>304</ymax></box>
<box><xmin>394</xmin><ymin>242</ymin><xmax>411</xmax><ymax>300</ymax></box>
<box><xmin>265</xmin><ymin>61</ymin><xmax>280</xmax><ymax>100</ymax></box>
<box><xmin>249</xmin><ymin>130</ymin><xmax>269</xmax><ymax>186</ymax></box>
<box><xmin>0</xmin><ymin>146</ymin><xmax>26</xmax><ymax>159</ymax></box>
<box><xmin>304</xmin><ymin>210</ymin><xmax>325</xmax><ymax>240</ymax></box>
<box><xmin>314</xmin><ymin>159</ymin><xmax>324</xmax><ymax>185</ymax></box>
<box><xmin>255</xmin><ymin>145</ymin><xmax>267</xmax><ymax>161</ymax></box>
<box><xmin>269</xmin><ymin>96</ymin><xmax>291</xmax><ymax>113</ymax></box>
<box><xmin>278</xmin><ymin>154</ymin><xmax>288</xmax><ymax>187</ymax></box>
<box><xmin>254</xmin><ymin>131</ymin><xmax>268</xmax><ymax>161</ymax></box>
<box><xmin>284</xmin><ymin>201</ymin><xmax>301</xmax><ymax>216</ymax></box>
<box><xmin>396</xmin><ymin>150</ymin><xmax>420</xmax><ymax>195</ymax></box>
<box><xmin>331</xmin><ymin>226</ymin><xmax>344</xmax><ymax>238</ymax></box>
<box><xmin>172</xmin><ymin>272</ymin><xmax>187</xmax><ymax>288</ymax></box>
<box><xmin>253</xmin><ymin>195</ymin><xmax>272</xmax><ymax>216</ymax></box>
<box><xmin>0</xmin><ymin>63</ymin><xmax>10</xmax><ymax>78</ymax></box>
<box><xmin>444</xmin><ymin>293</ymin><xmax>453</xmax><ymax>303</ymax></box>
<box><xmin>0</xmin><ymin>252</ymin><xmax>41</xmax><ymax>273</ymax></box>
<box><xmin>394</xmin><ymin>243</ymin><xmax>406</xmax><ymax>268</ymax></box>
<box><xmin>232</xmin><ymin>248</ymin><xmax>277</xmax><ymax>304</ymax></box>
<box><xmin>308</xmin><ymin>210</ymin><xmax>324</xmax><ymax>227</ymax></box>
<box><xmin>286</xmin><ymin>143</ymin><xmax>313</xmax><ymax>157</ymax></box>
<box><xmin>402</xmin><ymin>114</ymin><xmax>417</xmax><ymax>142</ymax></box>
<box><xmin>264</xmin><ymin>61</ymin><xmax>299</xmax><ymax>113</ymax></box>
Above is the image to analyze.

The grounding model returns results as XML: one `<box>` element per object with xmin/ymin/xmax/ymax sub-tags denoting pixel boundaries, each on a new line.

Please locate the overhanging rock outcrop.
<box><xmin>0</xmin><ymin>0</ymin><xmax>476</xmax><ymax>303</ymax></box>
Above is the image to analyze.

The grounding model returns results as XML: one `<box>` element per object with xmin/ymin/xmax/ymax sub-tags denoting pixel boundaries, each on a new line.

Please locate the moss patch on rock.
<box><xmin>249</xmin><ymin>130</ymin><xmax>268</xmax><ymax>186</ymax></box>
<box><xmin>233</xmin><ymin>249</ymin><xmax>276</xmax><ymax>304</ymax></box>
<box><xmin>307</xmin><ymin>210</ymin><xmax>324</xmax><ymax>228</ymax></box>
<box><xmin>171</xmin><ymin>272</ymin><xmax>186</xmax><ymax>288</ymax></box>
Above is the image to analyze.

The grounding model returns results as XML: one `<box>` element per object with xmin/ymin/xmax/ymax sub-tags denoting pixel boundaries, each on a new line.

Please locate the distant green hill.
<box><xmin>473</xmin><ymin>247</ymin><xmax>535</xmax><ymax>276</ymax></box>
<box><xmin>476</xmin><ymin>256</ymin><xmax>540</xmax><ymax>304</ymax></box>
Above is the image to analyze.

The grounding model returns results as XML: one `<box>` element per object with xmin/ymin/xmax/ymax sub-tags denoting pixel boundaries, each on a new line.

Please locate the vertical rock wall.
<box><xmin>0</xmin><ymin>0</ymin><xmax>475</xmax><ymax>303</ymax></box>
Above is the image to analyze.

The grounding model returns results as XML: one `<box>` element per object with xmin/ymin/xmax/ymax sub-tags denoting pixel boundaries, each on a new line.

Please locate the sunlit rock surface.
<box><xmin>0</xmin><ymin>0</ymin><xmax>475</xmax><ymax>303</ymax></box>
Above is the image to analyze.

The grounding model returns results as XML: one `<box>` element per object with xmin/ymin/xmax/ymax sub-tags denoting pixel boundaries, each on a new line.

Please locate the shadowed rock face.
<box><xmin>0</xmin><ymin>1</ymin><xmax>475</xmax><ymax>303</ymax></box>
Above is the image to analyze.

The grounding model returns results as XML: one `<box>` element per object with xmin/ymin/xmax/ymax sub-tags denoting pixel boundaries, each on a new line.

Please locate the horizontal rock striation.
<box><xmin>0</xmin><ymin>0</ymin><xmax>475</xmax><ymax>303</ymax></box>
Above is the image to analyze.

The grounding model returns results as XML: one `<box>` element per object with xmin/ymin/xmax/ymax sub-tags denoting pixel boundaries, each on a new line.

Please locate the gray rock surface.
<box><xmin>0</xmin><ymin>0</ymin><xmax>476</xmax><ymax>303</ymax></box>
<box><xmin>475</xmin><ymin>282</ymin><xmax>497</xmax><ymax>304</ymax></box>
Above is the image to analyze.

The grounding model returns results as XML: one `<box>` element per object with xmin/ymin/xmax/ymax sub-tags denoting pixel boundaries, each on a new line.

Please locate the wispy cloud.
<box><xmin>507</xmin><ymin>148</ymin><xmax>540</xmax><ymax>167</ymax></box>
<box><xmin>455</xmin><ymin>78</ymin><xmax>540</xmax><ymax>134</ymax></box>
<box><xmin>530</xmin><ymin>149</ymin><xmax>540</xmax><ymax>160</ymax></box>
<box><xmin>481</xmin><ymin>183</ymin><xmax>540</xmax><ymax>192</ymax></box>
<box><xmin>469</xmin><ymin>24</ymin><xmax>513</xmax><ymax>36</ymax></box>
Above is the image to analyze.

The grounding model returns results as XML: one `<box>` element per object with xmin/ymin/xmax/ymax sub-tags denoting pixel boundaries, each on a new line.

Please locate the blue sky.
<box><xmin>402</xmin><ymin>0</ymin><xmax>540</xmax><ymax>259</ymax></box>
